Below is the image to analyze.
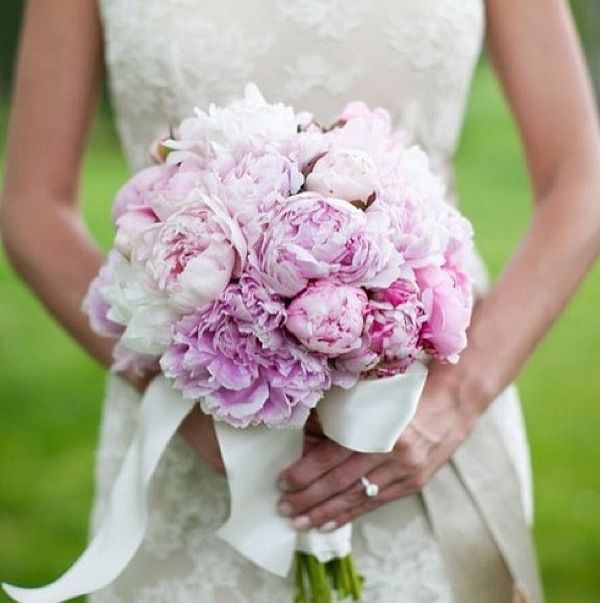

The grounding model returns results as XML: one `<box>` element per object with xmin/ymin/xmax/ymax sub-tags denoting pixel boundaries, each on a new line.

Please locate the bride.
<box><xmin>2</xmin><ymin>0</ymin><xmax>600</xmax><ymax>601</ymax></box>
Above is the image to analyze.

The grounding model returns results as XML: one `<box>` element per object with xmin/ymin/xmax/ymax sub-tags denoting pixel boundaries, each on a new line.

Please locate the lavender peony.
<box><xmin>256</xmin><ymin>192</ymin><xmax>401</xmax><ymax>297</ymax></box>
<box><xmin>285</xmin><ymin>281</ymin><xmax>367</xmax><ymax>356</ymax></box>
<box><xmin>161</xmin><ymin>273</ymin><xmax>331</xmax><ymax>428</ymax></box>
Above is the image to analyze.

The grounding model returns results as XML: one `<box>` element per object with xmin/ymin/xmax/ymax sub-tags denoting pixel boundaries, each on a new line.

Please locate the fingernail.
<box><xmin>277</xmin><ymin>502</ymin><xmax>293</xmax><ymax>517</ymax></box>
<box><xmin>278</xmin><ymin>478</ymin><xmax>291</xmax><ymax>492</ymax></box>
<box><xmin>319</xmin><ymin>521</ymin><xmax>337</xmax><ymax>533</ymax></box>
<box><xmin>292</xmin><ymin>515</ymin><xmax>311</xmax><ymax>531</ymax></box>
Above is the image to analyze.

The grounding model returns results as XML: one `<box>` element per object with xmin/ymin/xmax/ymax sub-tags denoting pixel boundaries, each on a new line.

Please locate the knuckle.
<box><xmin>326</xmin><ymin>464</ymin><xmax>354</xmax><ymax>489</ymax></box>
<box><xmin>393</xmin><ymin>437</ymin><xmax>410</xmax><ymax>453</ymax></box>
<box><xmin>309</xmin><ymin>506</ymin><xmax>330</xmax><ymax>526</ymax></box>
<box><xmin>412</xmin><ymin>472</ymin><xmax>428</xmax><ymax>490</ymax></box>
<box><xmin>402</xmin><ymin>452</ymin><xmax>423</xmax><ymax>473</ymax></box>
<box><xmin>285</xmin><ymin>471</ymin><xmax>306</xmax><ymax>490</ymax></box>
<box><xmin>314</xmin><ymin>442</ymin><xmax>348</xmax><ymax>467</ymax></box>
<box><xmin>379</xmin><ymin>488</ymin><xmax>399</xmax><ymax>504</ymax></box>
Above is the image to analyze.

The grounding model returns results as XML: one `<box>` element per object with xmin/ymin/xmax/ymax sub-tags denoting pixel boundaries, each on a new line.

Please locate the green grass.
<box><xmin>1</xmin><ymin>62</ymin><xmax>599</xmax><ymax>601</ymax></box>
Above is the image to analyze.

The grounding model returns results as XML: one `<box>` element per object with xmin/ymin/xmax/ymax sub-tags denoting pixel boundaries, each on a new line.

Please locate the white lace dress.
<box><xmin>91</xmin><ymin>1</ymin><xmax>538</xmax><ymax>601</ymax></box>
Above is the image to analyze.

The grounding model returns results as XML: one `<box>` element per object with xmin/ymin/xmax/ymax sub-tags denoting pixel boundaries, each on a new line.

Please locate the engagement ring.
<box><xmin>360</xmin><ymin>476</ymin><xmax>380</xmax><ymax>498</ymax></box>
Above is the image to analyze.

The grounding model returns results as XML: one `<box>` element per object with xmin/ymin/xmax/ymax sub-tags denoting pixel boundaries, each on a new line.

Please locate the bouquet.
<box><xmin>3</xmin><ymin>85</ymin><xmax>474</xmax><ymax>603</ymax></box>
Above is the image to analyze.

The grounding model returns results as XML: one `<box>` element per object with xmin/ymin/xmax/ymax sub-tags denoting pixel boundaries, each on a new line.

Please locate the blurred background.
<box><xmin>1</xmin><ymin>2</ymin><xmax>599</xmax><ymax>602</ymax></box>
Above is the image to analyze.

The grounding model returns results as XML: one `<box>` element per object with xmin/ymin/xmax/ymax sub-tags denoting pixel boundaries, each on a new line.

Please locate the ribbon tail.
<box><xmin>214</xmin><ymin>422</ymin><xmax>303</xmax><ymax>577</ymax></box>
<box><xmin>2</xmin><ymin>376</ymin><xmax>195</xmax><ymax>603</ymax></box>
<box><xmin>318</xmin><ymin>361</ymin><xmax>428</xmax><ymax>453</ymax></box>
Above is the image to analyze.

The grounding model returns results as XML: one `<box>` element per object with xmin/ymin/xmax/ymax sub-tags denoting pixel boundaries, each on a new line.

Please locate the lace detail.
<box><xmin>359</xmin><ymin>517</ymin><xmax>454</xmax><ymax>602</ymax></box>
<box><xmin>283</xmin><ymin>53</ymin><xmax>367</xmax><ymax>99</ymax></box>
<box><xmin>99</xmin><ymin>0</ymin><xmax>484</xmax><ymax>171</ymax></box>
<box><xmin>276</xmin><ymin>0</ymin><xmax>370</xmax><ymax>40</ymax></box>
<box><xmin>90</xmin><ymin>1</ymin><xmax>532</xmax><ymax>600</ymax></box>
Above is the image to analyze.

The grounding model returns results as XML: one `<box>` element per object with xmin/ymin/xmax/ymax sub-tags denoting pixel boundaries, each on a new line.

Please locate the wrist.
<box><xmin>425</xmin><ymin>357</ymin><xmax>495</xmax><ymax>423</ymax></box>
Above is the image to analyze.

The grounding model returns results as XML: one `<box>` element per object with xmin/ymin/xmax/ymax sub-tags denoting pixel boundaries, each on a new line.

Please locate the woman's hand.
<box><xmin>276</xmin><ymin>374</ymin><xmax>479</xmax><ymax>532</ymax></box>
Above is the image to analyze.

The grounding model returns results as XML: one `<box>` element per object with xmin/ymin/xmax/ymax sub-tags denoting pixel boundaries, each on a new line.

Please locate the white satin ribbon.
<box><xmin>2</xmin><ymin>377</ymin><xmax>196</xmax><ymax>603</ymax></box>
<box><xmin>215</xmin><ymin>361</ymin><xmax>428</xmax><ymax>576</ymax></box>
<box><xmin>318</xmin><ymin>362</ymin><xmax>428</xmax><ymax>453</ymax></box>
<box><xmin>2</xmin><ymin>363</ymin><xmax>428</xmax><ymax>601</ymax></box>
<box><xmin>214</xmin><ymin>422</ymin><xmax>303</xmax><ymax>577</ymax></box>
<box><xmin>296</xmin><ymin>525</ymin><xmax>353</xmax><ymax>562</ymax></box>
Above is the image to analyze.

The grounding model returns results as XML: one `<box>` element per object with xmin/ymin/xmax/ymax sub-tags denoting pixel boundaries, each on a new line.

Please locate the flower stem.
<box><xmin>294</xmin><ymin>552</ymin><xmax>307</xmax><ymax>603</ymax></box>
<box><xmin>294</xmin><ymin>552</ymin><xmax>362</xmax><ymax>602</ymax></box>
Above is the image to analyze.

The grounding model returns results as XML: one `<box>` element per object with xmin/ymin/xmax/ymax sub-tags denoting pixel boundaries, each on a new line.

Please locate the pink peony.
<box><xmin>366</xmin><ymin>279</ymin><xmax>426</xmax><ymax>375</ymax></box>
<box><xmin>82</xmin><ymin>251</ymin><xmax>126</xmax><ymax>339</ymax></box>
<box><xmin>416</xmin><ymin>265</ymin><xmax>472</xmax><ymax>362</ymax></box>
<box><xmin>219</xmin><ymin>147</ymin><xmax>304</xmax><ymax>242</ymax></box>
<box><xmin>256</xmin><ymin>192</ymin><xmax>400</xmax><ymax>297</ymax></box>
<box><xmin>114</xmin><ymin>205</ymin><xmax>159</xmax><ymax>258</ymax></box>
<box><xmin>147</xmin><ymin>160</ymin><xmax>209</xmax><ymax>221</ymax></box>
<box><xmin>304</xmin><ymin>149</ymin><xmax>378</xmax><ymax>207</ymax></box>
<box><xmin>160</xmin><ymin>273</ymin><xmax>331</xmax><ymax>428</ymax></box>
<box><xmin>112</xmin><ymin>164</ymin><xmax>178</xmax><ymax>222</ymax></box>
<box><xmin>334</xmin><ymin>279</ymin><xmax>427</xmax><ymax>378</ymax></box>
<box><xmin>333</xmin><ymin>336</ymin><xmax>379</xmax><ymax>379</ymax></box>
<box><xmin>285</xmin><ymin>281</ymin><xmax>367</xmax><ymax>356</ymax></box>
<box><xmin>134</xmin><ymin>192</ymin><xmax>247</xmax><ymax>314</ymax></box>
<box><xmin>328</xmin><ymin>101</ymin><xmax>393</xmax><ymax>160</ymax></box>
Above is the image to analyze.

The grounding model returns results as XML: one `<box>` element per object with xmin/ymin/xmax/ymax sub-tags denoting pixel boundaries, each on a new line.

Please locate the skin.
<box><xmin>2</xmin><ymin>0</ymin><xmax>600</xmax><ymax>534</ymax></box>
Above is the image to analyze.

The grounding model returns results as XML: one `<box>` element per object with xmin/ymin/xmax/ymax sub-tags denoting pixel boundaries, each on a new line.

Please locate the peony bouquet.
<box><xmin>3</xmin><ymin>85</ymin><xmax>474</xmax><ymax>603</ymax></box>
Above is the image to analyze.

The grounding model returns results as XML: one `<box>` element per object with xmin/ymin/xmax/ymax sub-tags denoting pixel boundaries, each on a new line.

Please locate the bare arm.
<box><xmin>0</xmin><ymin>0</ymin><xmax>112</xmax><ymax>368</ymax></box>
<box><xmin>441</xmin><ymin>0</ymin><xmax>600</xmax><ymax>410</ymax></box>
<box><xmin>277</xmin><ymin>0</ymin><xmax>600</xmax><ymax>529</ymax></box>
<box><xmin>0</xmin><ymin>0</ymin><xmax>224</xmax><ymax>472</ymax></box>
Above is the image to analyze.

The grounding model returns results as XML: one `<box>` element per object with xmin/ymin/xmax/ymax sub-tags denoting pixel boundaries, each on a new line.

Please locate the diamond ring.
<box><xmin>360</xmin><ymin>476</ymin><xmax>380</xmax><ymax>498</ymax></box>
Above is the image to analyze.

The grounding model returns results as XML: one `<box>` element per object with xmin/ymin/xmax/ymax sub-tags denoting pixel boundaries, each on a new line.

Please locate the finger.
<box><xmin>286</xmin><ymin>460</ymin><xmax>402</xmax><ymax>530</ymax></box>
<box><xmin>303</xmin><ymin>432</ymin><xmax>325</xmax><ymax>454</ymax></box>
<box><xmin>278</xmin><ymin>452</ymin><xmax>386</xmax><ymax>517</ymax></box>
<box><xmin>326</xmin><ymin>474</ymin><xmax>430</xmax><ymax>530</ymax></box>
<box><xmin>278</xmin><ymin>439</ymin><xmax>353</xmax><ymax>492</ymax></box>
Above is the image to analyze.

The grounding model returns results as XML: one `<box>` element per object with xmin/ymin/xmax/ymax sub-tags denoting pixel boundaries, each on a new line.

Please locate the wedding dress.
<box><xmin>91</xmin><ymin>1</ymin><xmax>543</xmax><ymax>601</ymax></box>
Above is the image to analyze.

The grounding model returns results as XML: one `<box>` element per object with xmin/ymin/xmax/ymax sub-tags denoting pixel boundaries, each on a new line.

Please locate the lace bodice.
<box><xmin>99</xmin><ymin>0</ymin><xmax>484</xmax><ymax>173</ymax></box>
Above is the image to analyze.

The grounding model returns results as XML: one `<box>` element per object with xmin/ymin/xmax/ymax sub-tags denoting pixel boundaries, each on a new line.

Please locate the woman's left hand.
<box><xmin>277</xmin><ymin>376</ymin><xmax>481</xmax><ymax>532</ymax></box>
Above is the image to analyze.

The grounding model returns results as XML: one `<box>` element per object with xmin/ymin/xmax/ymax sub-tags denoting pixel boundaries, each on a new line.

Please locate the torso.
<box><xmin>99</xmin><ymin>0</ymin><xmax>484</xmax><ymax>172</ymax></box>
<box><xmin>90</xmin><ymin>4</ymin><xmax>538</xmax><ymax>602</ymax></box>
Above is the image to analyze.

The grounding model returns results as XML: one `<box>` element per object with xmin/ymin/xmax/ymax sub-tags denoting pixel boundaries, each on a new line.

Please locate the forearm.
<box><xmin>1</xmin><ymin>197</ymin><xmax>115</xmax><ymax>369</ymax></box>
<box><xmin>429</xmin><ymin>167</ymin><xmax>600</xmax><ymax>414</ymax></box>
